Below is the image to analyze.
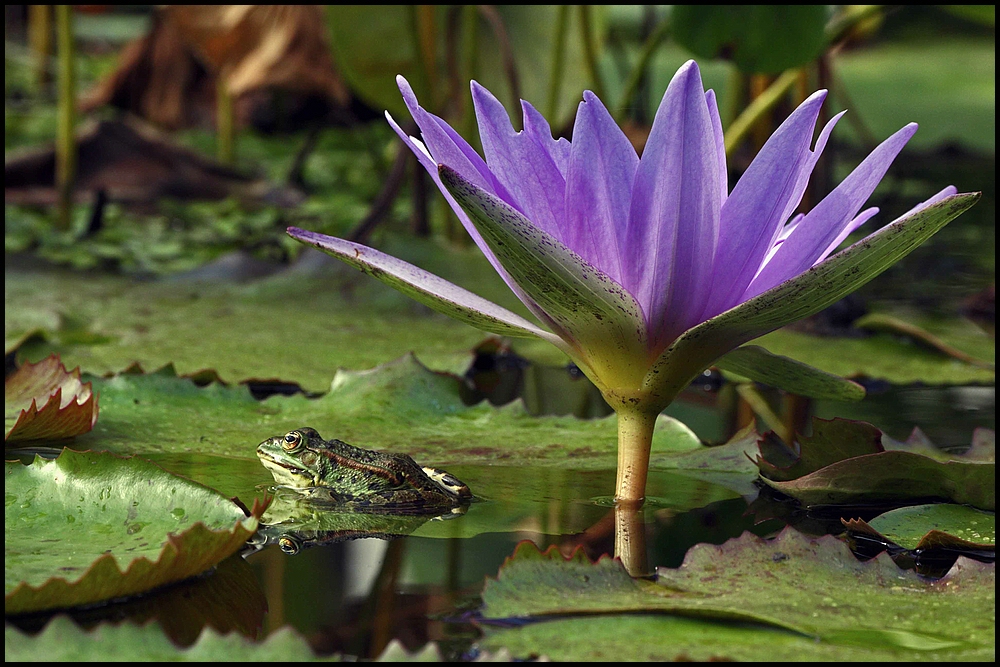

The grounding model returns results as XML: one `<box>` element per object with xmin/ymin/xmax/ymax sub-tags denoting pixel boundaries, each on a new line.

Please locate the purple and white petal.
<box><xmin>440</xmin><ymin>165</ymin><xmax>650</xmax><ymax>389</ymax></box>
<box><xmin>521</xmin><ymin>100</ymin><xmax>572</xmax><ymax>177</ymax></box>
<box><xmin>386</xmin><ymin>111</ymin><xmax>543</xmax><ymax>317</ymax></box>
<box><xmin>699</xmin><ymin>91</ymin><xmax>831</xmax><ymax>320</ymax></box>
<box><xmin>472</xmin><ymin>81</ymin><xmax>567</xmax><ymax>236</ymax></box>
<box><xmin>705</xmin><ymin>89</ymin><xmax>728</xmax><ymax>206</ymax></box>
<box><xmin>745</xmin><ymin>123</ymin><xmax>918</xmax><ymax>299</ymax></box>
<box><xmin>625</xmin><ymin>60</ymin><xmax>721</xmax><ymax>351</ymax></box>
<box><xmin>563</xmin><ymin>91</ymin><xmax>639</xmax><ymax>288</ymax></box>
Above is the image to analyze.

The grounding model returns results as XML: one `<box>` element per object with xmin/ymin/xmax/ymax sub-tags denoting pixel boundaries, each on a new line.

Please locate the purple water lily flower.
<box><xmin>288</xmin><ymin>60</ymin><xmax>976</xmax><ymax>505</ymax></box>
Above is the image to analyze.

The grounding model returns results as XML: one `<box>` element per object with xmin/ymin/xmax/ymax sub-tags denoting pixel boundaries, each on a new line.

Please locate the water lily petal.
<box><xmin>716</xmin><ymin>345</ymin><xmax>865</xmax><ymax>401</ymax></box>
<box><xmin>701</xmin><ymin>92</ymin><xmax>833</xmax><ymax>319</ymax></box>
<box><xmin>439</xmin><ymin>165</ymin><xmax>650</xmax><ymax>390</ymax></box>
<box><xmin>746</xmin><ymin>123</ymin><xmax>919</xmax><ymax>299</ymax></box>
<box><xmin>563</xmin><ymin>91</ymin><xmax>639</xmax><ymax>288</ymax></box>
<box><xmin>705</xmin><ymin>89</ymin><xmax>727</xmax><ymax>205</ymax></box>
<box><xmin>472</xmin><ymin>82</ymin><xmax>567</xmax><ymax>236</ymax></box>
<box><xmin>521</xmin><ymin>100</ymin><xmax>572</xmax><ymax>177</ymax></box>
<box><xmin>387</xmin><ymin>102</ymin><xmax>546</xmax><ymax>318</ymax></box>
<box><xmin>285</xmin><ymin>227</ymin><xmax>562</xmax><ymax>344</ymax></box>
<box><xmin>642</xmin><ymin>193</ymin><xmax>980</xmax><ymax>411</ymax></box>
<box><xmin>818</xmin><ymin>206</ymin><xmax>879</xmax><ymax>262</ymax></box>
<box><xmin>396</xmin><ymin>76</ymin><xmax>500</xmax><ymax>195</ymax></box>
<box><xmin>625</xmin><ymin>60</ymin><xmax>722</xmax><ymax>350</ymax></box>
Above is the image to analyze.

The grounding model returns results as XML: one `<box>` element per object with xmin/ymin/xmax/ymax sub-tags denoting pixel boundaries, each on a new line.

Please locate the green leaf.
<box><xmin>646</xmin><ymin>193</ymin><xmax>981</xmax><ymax>409</ymax></box>
<box><xmin>716</xmin><ymin>345</ymin><xmax>865</xmax><ymax>401</ymax></box>
<box><xmin>480</xmin><ymin>529</ymin><xmax>995</xmax><ymax>656</ymax></box>
<box><xmin>479</xmin><ymin>613</ymin><xmax>995</xmax><ymax>661</ymax></box>
<box><xmin>5</xmin><ymin>450</ymin><xmax>260</xmax><ymax>614</ymax></box>
<box><xmin>866</xmin><ymin>503</ymin><xmax>995</xmax><ymax>550</ymax></box>
<box><xmin>4</xmin><ymin>616</ymin><xmax>339</xmax><ymax>661</ymax></box>
<box><xmin>853</xmin><ymin>312</ymin><xmax>994</xmax><ymax>369</ymax></box>
<box><xmin>672</xmin><ymin>6</ymin><xmax>828</xmax><ymax>75</ymax></box>
<box><xmin>754</xmin><ymin>317</ymin><xmax>995</xmax><ymax>386</ymax></box>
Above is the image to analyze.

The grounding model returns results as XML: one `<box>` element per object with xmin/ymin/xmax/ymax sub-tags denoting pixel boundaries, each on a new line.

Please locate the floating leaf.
<box><xmin>853</xmin><ymin>312</ymin><xmax>995</xmax><ymax>370</ymax></box>
<box><xmin>753</xmin><ymin>418</ymin><xmax>995</xmax><ymax>510</ymax></box>
<box><xmin>480</xmin><ymin>529</ymin><xmax>995</xmax><ymax>657</ymax></box>
<box><xmin>5</xmin><ymin>450</ymin><xmax>262</xmax><ymax>614</ymax></box>
<box><xmin>72</xmin><ymin>354</ymin><xmax>703</xmax><ymax>469</ymax></box>
<box><xmin>478</xmin><ymin>613</ymin><xmax>994</xmax><ymax>662</ymax></box>
<box><xmin>845</xmin><ymin>503</ymin><xmax>995</xmax><ymax>553</ymax></box>
<box><xmin>5</xmin><ymin>355</ymin><xmax>98</xmax><ymax>443</ymax></box>
<box><xmin>4</xmin><ymin>616</ymin><xmax>337</xmax><ymax>661</ymax></box>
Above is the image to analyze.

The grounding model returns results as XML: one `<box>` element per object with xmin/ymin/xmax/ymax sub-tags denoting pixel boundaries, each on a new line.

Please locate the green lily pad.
<box><xmin>480</xmin><ymin>529</ymin><xmax>995</xmax><ymax>656</ymax></box>
<box><xmin>5</xmin><ymin>355</ymin><xmax>99</xmax><ymax>443</ymax></box>
<box><xmin>867</xmin><ymin>503</ymin><xmax>996</xmax><ymax>550</ymax></box>
<box><xmin>753</xmin><ymin>418</ymin><xmax>995</xmax><ymax>510</ymax></box>
<box><xmin>3</xmin><ymin>616</ymin><xmax>337</xmax><ymax>661</ymax></box>
<box><xmin>70</xmin><ymin>354</ymin><xmax>703</xmax><ymax>467</ymax></box>
<box><xmin>4</xmin><ymin>450</ymin><xmax>261</xmax><ymax>614</ymax></box>
<box><xmin>755</xmin><ymin>316</ymin><xmax>995</xmax><ymax>386</ymax></box>
<box><xmin>477</xmin><ymin>613</ymin><xmax>994</xmax><ymax>661</ymax></box>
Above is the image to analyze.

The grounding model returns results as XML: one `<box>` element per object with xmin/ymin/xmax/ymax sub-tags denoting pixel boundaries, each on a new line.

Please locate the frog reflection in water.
<box><xmin>256</xmin><ymin>427</ymin><xmax>472</xmax><ymax>513</ymax></box>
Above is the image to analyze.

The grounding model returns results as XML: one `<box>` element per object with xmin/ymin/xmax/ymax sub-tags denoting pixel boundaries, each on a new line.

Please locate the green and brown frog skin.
<box><xmin>256</xmin><ymin>427</ymin><xmax>472</xmax><ymax>513</ymax></box>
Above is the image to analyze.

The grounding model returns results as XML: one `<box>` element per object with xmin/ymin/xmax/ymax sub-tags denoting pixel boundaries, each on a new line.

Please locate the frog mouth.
<box><xmin>258</xmin><ymin>453</ymin><xmax>313</xmax><ymax>487</ymax></box>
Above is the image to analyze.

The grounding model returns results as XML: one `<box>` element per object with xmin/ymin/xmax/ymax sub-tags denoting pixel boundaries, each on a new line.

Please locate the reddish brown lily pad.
<box><xmin>753</xmin><ymin>418</ymin><xmax>995</xmax><ymax>510</ymax></box>
<box><xmin>5</xmin><ymin>355</ymin><xmax>99</xmax><ymax>443</ymax></box>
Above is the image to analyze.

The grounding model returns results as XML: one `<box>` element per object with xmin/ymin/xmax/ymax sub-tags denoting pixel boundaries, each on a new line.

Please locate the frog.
<box><xmin>256</xmin><ymin>427</ymin><xmax>472</xmax><ymax>513</ymax></box>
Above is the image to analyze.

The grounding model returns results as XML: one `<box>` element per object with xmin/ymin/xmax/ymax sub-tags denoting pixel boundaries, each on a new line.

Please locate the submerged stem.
<box><xmin>614</xmin><ymin>406</ymin><xmax>658</xmax><ymax>506</ymax></box>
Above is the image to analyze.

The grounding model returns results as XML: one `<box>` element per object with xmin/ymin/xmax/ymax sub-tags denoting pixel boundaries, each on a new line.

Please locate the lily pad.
<box><xmin>477</xmin><ymin>613</ymin><xmax>994</xmax><ymax>661</ymax></box>
<box><xmin>8</xmin><ymin>237</ymin><xmax>994</xmax><ymax>393</ymax></box>
<box><xmin>70</xmin><ymin>354</ymin><xmax>703</xmax><ymax>468</ymax></box>
<box><xmin>5</xmin><ymin>450</ymin><xmax>262</xmax><ymax>614</ymax></box>
<box><xmin>866</xmin><ymin>503</ymin><xmax>996</xmax><ymax>550</ymax></box>
<box><xmin>479</xmin><ymin>529</ymin><xmax>994</xmax><ymax>658</ymax></box>
<box><xmin>843</xmin><ymin>504</ymin><xmax>994</xmax><ymax>576</ymax></box>
<box><xmin>753</xmin><ymin>418</ymin><xmax>995</xmax><ymax>510</ymax></box>
<box><xmin>755</xmin><ymin>317</ymin><xmax>995</xmax><ymax>386</ymax></box>
<box><xmin>4</xmin><ymin>616</ymin><xmax>337</xmax><ymax>662</ymax></box>
<box><xmin>5</xmin><ymin>355</ymin><xmax>99</xmax><ymax>443</ymax></box>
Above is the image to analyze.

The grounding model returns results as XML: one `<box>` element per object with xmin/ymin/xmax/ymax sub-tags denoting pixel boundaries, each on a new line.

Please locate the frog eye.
<box><xmin>282</xmin><ymin>431</ymin><xmax>302</xmax><ymax>451</ymax></box>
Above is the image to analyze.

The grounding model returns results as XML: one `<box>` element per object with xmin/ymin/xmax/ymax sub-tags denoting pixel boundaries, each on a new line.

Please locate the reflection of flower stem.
<box><xmin>614</xmin><ymin>503</ymin><xmax>649</xmax><ymax>577</ymax></box>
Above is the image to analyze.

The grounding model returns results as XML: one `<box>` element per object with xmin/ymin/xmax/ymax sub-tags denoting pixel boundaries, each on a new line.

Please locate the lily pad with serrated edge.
<box><xmin>5</xmin><ymin>449</ymin><xmax>263</xmax><ymax>614</ymax></box>
<box><xmin>4</xmin><ymin>614</ymin><xmax>442</xmax><ymax>661</ymax></box>
<box><xmin>842</xmin><ymin>502</ymin><xmax>994</xmax><ymax>564</ymax></box>
<box><xmin>479</xmin><ymin>528</ymin><xmax>994</xmax><ymax>656</ymax></box>
<box><xmin>5</xmin><ymin>355</ymin><xmax>98</xmax><ymax>443</ymax></box>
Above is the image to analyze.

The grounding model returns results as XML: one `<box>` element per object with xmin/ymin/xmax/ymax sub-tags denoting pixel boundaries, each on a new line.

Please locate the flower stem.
<box><xmin>614</xmin><ymin>407</ymin><xmax>658</xmax><ymax>506</ymax></box>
